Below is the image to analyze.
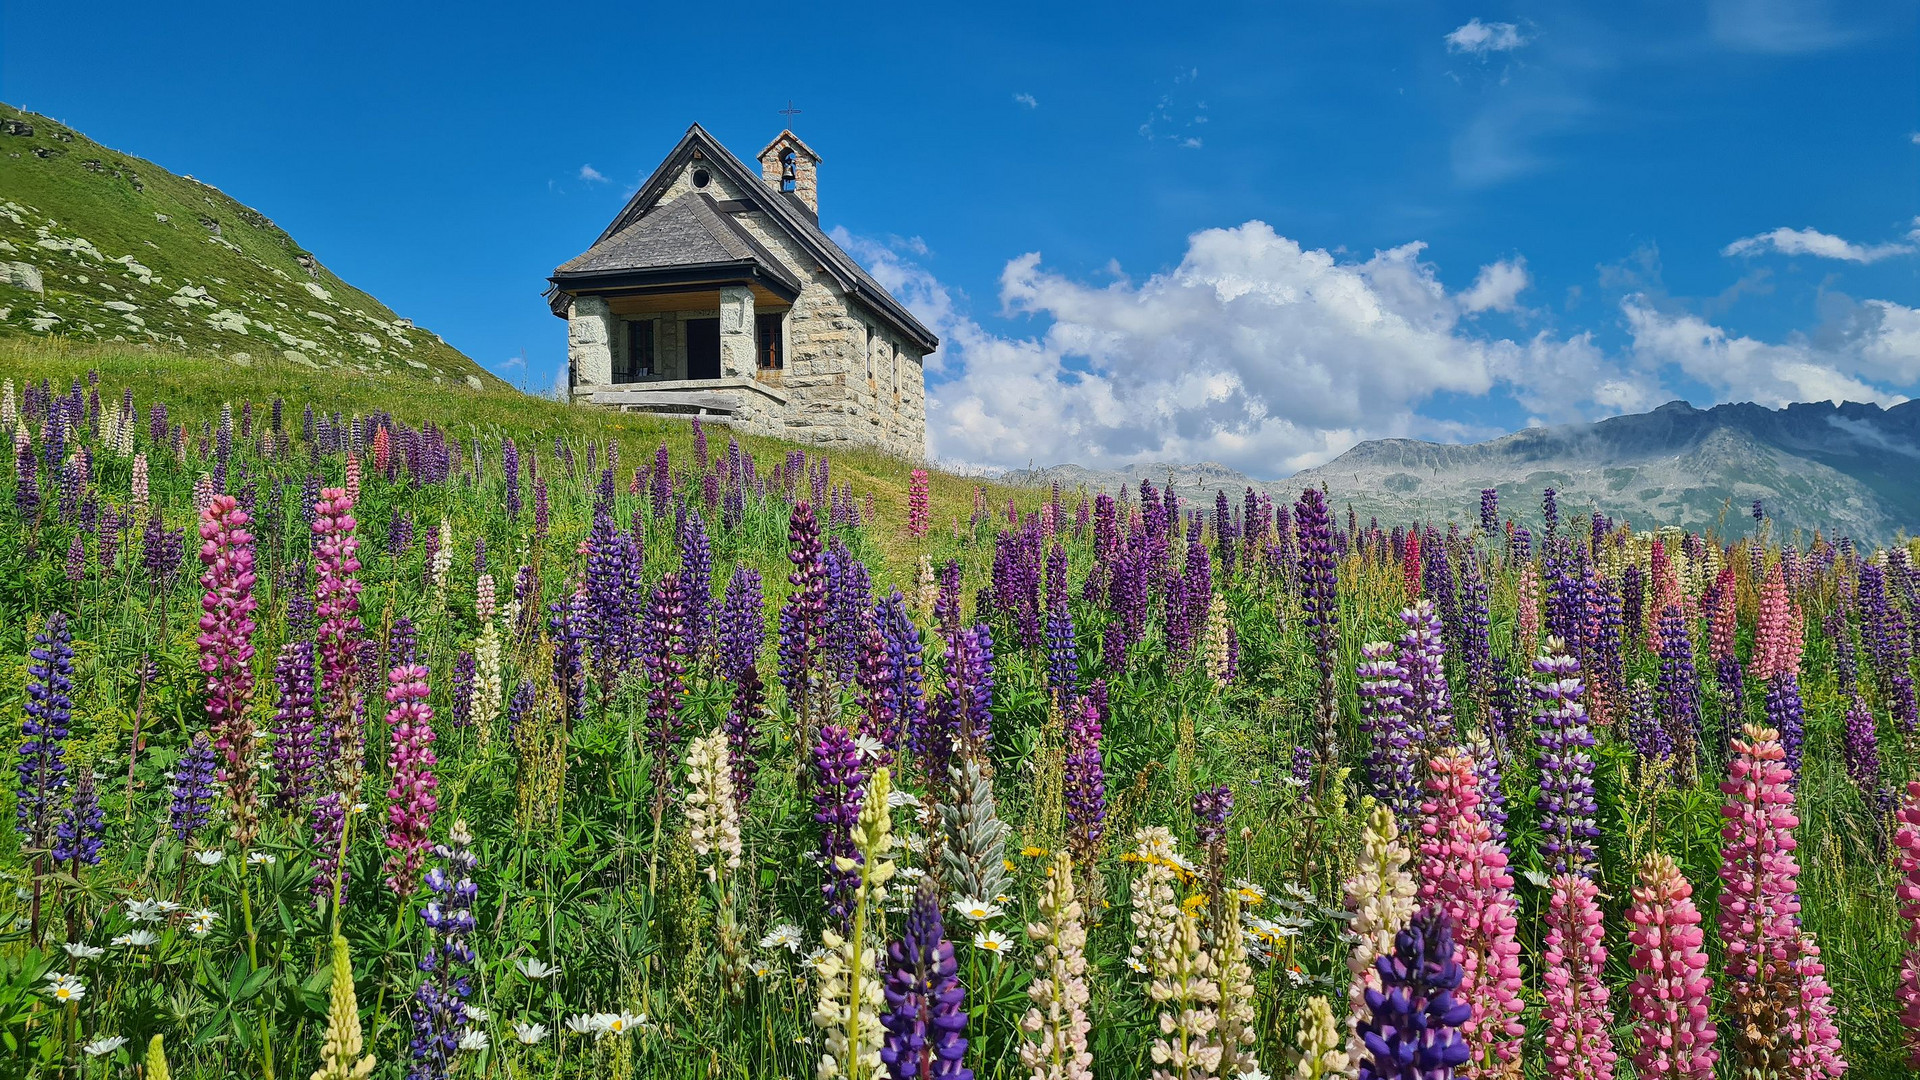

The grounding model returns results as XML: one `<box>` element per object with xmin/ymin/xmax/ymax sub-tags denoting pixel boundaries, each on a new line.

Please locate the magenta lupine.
<box><xmin>312</xmin><ymin>488</ymin><xmax>364</xmax><ymax>706</ymax></box>
<box><xmin>1893</xmin><ymin>780</ymin><xmax>1920</xmax><ymax>1065</ymax></box>
<box><xmin>197</xmin><ymin>494</ymin><xmax>260</xmax><ymax>849</ymax></box>
<box><xmin>1541</xmin><ymin>873</ymin><xmax>1616</xmax><ymax>1080</ymax></box>
<box><xmin>907</xmin><ymin>468</ymin><xmax>931</xmax><ymax>538</ymax></box>
<box><xmin>1717</xmin><ymin>722</ymin><xmax>1812</xmax><ymax>1074</ymax></box>
<box><xmin>1787</xmin><ymin>934</ymin><xmax>1847</xmax><ymax>1078</ymax></box>
<box><xmin>1417</xmin><ymin>752</ymin><xmax>1523</xmax><ymax>1073</ymax></box>
<box><xmin>383</xmin><ymin>662</ymin><xmax>437</xmax><ymax>896</ymax></box>
<box><xmin>1626</xmin><ymin>853</ymin><xmax>1717</xmax><ymax>1079</ymax></box>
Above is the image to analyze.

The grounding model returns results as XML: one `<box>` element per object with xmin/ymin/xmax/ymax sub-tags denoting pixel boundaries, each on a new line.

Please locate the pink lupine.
<box><xmin>1894</xmin><ymin>779</ymin><xmax>1920</xmax><ymax>1065</ymax></box>
<box><xmin>1646</xmin><ymin>539</ymin><xmax>1684</xmax><ymax>651</ymax></box>
<box><xmin>1708</xmin><ymin>565</ymin><xmax>1738</xmax><ymax>664</ymax></box>
<box><xmin>1716</xmin><ymin>722</ymin><xmax>1809</xmax><ymax>1073</ymax></box>
<box><xmin>1750</xmin><ymin>562</ymin><xmax>1802</xmax><ymax>683</ymax></box>
<box><xmin>1626</xmin><ymin>853</ymin><xmax>1717</xmax><ymax>1079</ymax></box>
<box><xmin>313</xmin><ymin>487</ymin><xmax>364</xmax><ymax>706</ymax></box>
<box><xmin>345</xmin><ymin>451</ymin><xmax>362</xmax><ymax>507</ymax></box>
<box><xmin>1541</xmin><ymin>873</ymin><xmax>1616</xmax><ymax>1080</ymax></box>
<box><xmin>1516</xmin><ymin>562</ymin><xmax>1541</xmax><ymax>659</ymax></box>
<box><xmin>1417</xmin><ymin>751</ymin><xmax>1525</xmax><ymax>1072</ymax></box>
<box><xmin>907</xmin><ymin>468</ymin><xmax>930</xmax><ymax>539</ymax></box>
<box><xmin>383</xmin><ymin>662</ymin><xmax>437</xmax><ymax>895</ymax></box>
<box><xmin>1786</xmin><ymin>933</ymin><xmax>1846</xmax><ymax>1078</ymax></box>
<box><xmin>196</xmin><ymin>494</ymin><xmax>260</xmax><ymax>848</ymax></box>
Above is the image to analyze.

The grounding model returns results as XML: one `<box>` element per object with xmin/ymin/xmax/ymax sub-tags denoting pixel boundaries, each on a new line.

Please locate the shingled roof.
<box><xmin>549</xmin><ymin>124</ymin><xmax>938</xmax><ymax>352</ymax></box>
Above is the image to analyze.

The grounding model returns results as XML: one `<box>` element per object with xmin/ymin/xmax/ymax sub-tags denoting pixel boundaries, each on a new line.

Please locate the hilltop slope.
<box><xmin>1013</xmin><ymin>399</ymin><xmax>1920</xmax><ymax>542</ymax></box>
<box><xmin>0</xmin><ymin>103</ymin><xmax>496</xmax><ymax>387</ymax></box>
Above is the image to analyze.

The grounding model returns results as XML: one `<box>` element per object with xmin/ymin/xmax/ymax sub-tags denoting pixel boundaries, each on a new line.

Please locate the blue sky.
<box><xmin>4</xmin><ymin>0</ymin><xmax>1916</xmax><ymax>474</ymax></box>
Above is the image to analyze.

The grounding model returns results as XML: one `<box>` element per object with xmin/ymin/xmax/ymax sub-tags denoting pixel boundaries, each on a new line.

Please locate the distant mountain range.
<box><xmin>0</xmin><ymin>104</ymin><xmax>497</xmax><ymax>387</ymax></box>
<box><xmin>1011</xmin><ymin>399</ymin><xmax>1920</xmax><ymax>544</ymax></box>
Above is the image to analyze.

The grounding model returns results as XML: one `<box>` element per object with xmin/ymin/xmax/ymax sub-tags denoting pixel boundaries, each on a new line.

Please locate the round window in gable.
<box><xmin>692</xmin><ymin>168</ymin><xmax>711</xmax><ymax>188</ymax></box>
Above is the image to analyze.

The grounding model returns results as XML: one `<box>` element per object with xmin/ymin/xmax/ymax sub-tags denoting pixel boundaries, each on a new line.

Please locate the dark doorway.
<box><xmin>686</xmin><ymin>318</ymin><xmax>721</xmax><ymax>380</ymax></box>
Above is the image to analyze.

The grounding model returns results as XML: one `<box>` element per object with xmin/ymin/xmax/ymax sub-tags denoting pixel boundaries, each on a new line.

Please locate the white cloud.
<box><xmin>578</xmin><ymin>164</ymin><xmax>609</xmax><ymax>183</ymax></box>
<box><xmin>497</xmin><ymin>354</ymin><xmax>526</xmax><ymax>370</ymax></box>
<box><xmin>1623</xmin><ymin>295</ymin><xmax>1915</xmax><ymax>408</ymax></box>
<box><xmin>1708</xmin><ymin>0</ymin><xmax>1855</xmax><ymax>54</ymax></box>
<box><xmin>1445</xmin><ymin>18</ymin><xmax>1531</xmax><ymax>55</ymax></box>
<box><xmin>1722</xmin><ymin>225</ymin><xmax>1914</xmax><ymax>263</ymax></box>
<box><xmin>1461</xmin><ymin>257</ymin><xmax>1531</xmax><ymax>313</ymax></box>
<box><xmin>1013</xmin><ymin>92</ymin><xmax>1038</xmax><ymax>109</ymax></box>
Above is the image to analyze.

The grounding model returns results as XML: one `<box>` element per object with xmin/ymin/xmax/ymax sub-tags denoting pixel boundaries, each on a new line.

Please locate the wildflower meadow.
<box><xmin>1</xmin><ymin>352</ymin><xmax>1919</xmax><ymax>1080</ymax></box>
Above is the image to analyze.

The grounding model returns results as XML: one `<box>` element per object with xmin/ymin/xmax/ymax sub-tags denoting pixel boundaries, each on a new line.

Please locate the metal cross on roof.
<box><xmin>779</xmin><ymin>100</ymin><xmax>802</xmax><ymax>120</ymax></box>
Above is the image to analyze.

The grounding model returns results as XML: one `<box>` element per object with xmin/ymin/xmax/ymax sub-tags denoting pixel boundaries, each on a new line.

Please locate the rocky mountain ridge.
<box><xmin>1011</xmin><ymin>399</ymin><xmax>1920</xmax><ymax>544</ymax></box>
<box><xmin>0</xmin><ymin>104</ymin><xmax>496</xmax><ymax>387</ymax></box>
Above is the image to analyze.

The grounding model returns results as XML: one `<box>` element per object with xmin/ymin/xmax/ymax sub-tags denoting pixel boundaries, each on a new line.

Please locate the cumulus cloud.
<box><xmin>1445</xmin><ymin>18</ymin><xmax>1531</xmax><ymax>55</ymax></box>
<box><xmin>1013</xmin><ymin>92</ymin><xmax>1038</xmax><ymax>109</ymax></box>
<box><xmin>1461</xmin><ymin>257</ymin><xmax>1532</xmax><ymax>313</ymax></box>
<box><xmin>1722</xmin><ymin>224</ymin><xmax>1915</xmax><ymax>263</ymax></box>
<box><xmin>578</xmin><ymin>164</ymin><xmax>609</xmax><ymax>183</ymax></box>
<box><xmin>1623</xmin><ymin>295</ymin><xmax>1916</xmax><ymax>408</ymax></box>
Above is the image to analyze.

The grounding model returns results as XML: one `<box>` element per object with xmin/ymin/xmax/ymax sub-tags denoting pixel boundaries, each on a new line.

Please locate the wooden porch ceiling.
<box><xmin>606</xmin><ymin>285</ymin><xmax>792</xmax><ymax>317</ymax></box>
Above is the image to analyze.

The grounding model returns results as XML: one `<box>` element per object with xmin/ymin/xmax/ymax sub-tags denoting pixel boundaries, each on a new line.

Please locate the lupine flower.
<box><xmin>383</xmin><ymin>663</ymin><xmax>437</xmax><ymax>896</ymax></box>
<box><xmin>53</xmin><ymin>765</ymin><xmax>103</xmax><ymax>868</ymax></box>
<box><xmin>1148</xmin><ymin>907</ymin><xmax>1222</xmax><ymax>1079</ymax></box>
<box><xmin>1343</xmin><ymin>801</ymin><xmax>1418</xmax><ymax>1064</ymax></box>
<box><xmin>680</xmin><ymin>507</ymin><xmax>713</xmax><ymax>657</ymax></box>
<box><xmin>1295</xmin><ymin>488</ymin><xmax>1340</xmax><ymax>765</ymax></box>
<box><xmin>1765</xmin><ymin>672</ymin><xmax>1809</xmax><ymax>783</ymax></box>
<box><xmin>1416</xmin><ymin>752</ymin><xmax>1523</xmax><ymax>1071</ymax></box>
<box><xmin>1357</xmin><ymin>641</ymin><xmax>1419</xmax><ymax>823</ymax></box>
<box><xmin>1533</xmin><ymin>642</ymin><xmax>1599</xmax><ymax>876</ymax></box>
<box><xmin>685</xmin><ymin>727</ymin><xmax>741</xmax><ymax>881</ymax></box>
<box><xmin>17</xmin><ymin>612</ymin><xmax>74</xmax><ymax>850</ymax></box>
<box><xmin>270</xmin><ymin>641</ymin><xmax>320</xmax><ymax>814</ymax></box>
<box><xmin>1019</xmin><ymin>850</ymin><xmax>1092</xmax><ymax>1080</ymax></box>
<box><xmin>313</xmin><ymin>488</ymin><xmax>364</xmax><ymax>707</ymax></box>
<box><xmin>941</xmin><ymin>758</ymin><xmax>1011</xmax><ymax>911</ymax></box>
<box><xmin>408</xmin><ymin>821</ymin><xmax>478</xmax><ymax>1080</ymax></box>
<box><xmin>1787</xmin><ymin>933</ymin><xmax>1847</xmax><ymax>1079</ymax></box>
<box><xmin>169</xmin><ymin>733</ymin><xmax>217</xmax><ymax>845</ymax></box>
<box><xmin>814</xmin><ymin>724</ymin><xmax>868</xmax><ymax>925</ymax></box>
<box><xmin>314</xmin><ymin>932</ymin><xmax>375</xmax><ymax>1080</ymax></box>
<box><xmin>907</xmin><ymin>468</ymin><xmax>931</xmax><ymax>539</ymax></box>
<box><xmin>1893</xmin><ymin>780</ymin><xmax>1920</xmax><ymax>1065</ymax></box>
<box><xmin>1289</xmin><ymin>995</ymin><xmax>1351</xmax><ymax>1080</ymax></box>
<box><xmin>933</xmin><ymin>625</ymin><xmax>995</xmax><ymax>768</ymax></box>
<box><xmin>1542</xmin><ymin>873</ymin><xmax>1616</xmax><ymax>1080</ymax></box>
<box><xmin>1515</xmin><ymin>562</ymin><xmax>1541</xmax><ymax>659</ymax></box>
<box><xmin>197</xmin><ymin>495</ymin><xmax>260</xmax><ymax>848</ymax></box>
<box><xmin>881</xmin><ymin>886</ymin><xmax>971</xmax><ymax>1080</ymax></box>
<box><xmin>1063</xmin><ymin>695</ymin><xmax>1107</xmax><ymax>873</ymax></box>
<box><xmin>780</xmin><ymin>502</ymin><xmax>829</xmax><ymax>728</ymax></box>
<box><xmin>1750</xmin><ymin>562</ymin><xmax>1803</xmax><ymax>683</ymax></box>
<box><xmin>814</xmin><ymin>766</ymin><xmax>895</xmax><ymax>1080</ymax></box>
<box><xmin>1717</xmin><ymin>722</ymin><xmax>1810</xmax><ymax>1073</ymax></box>
<box><xmin>1398</xmin><ymin>601</ymin><xmax>1455</xmax><ymax>750</ymax></box>
<box><xmin>1656</xmin><ymin>605</ymin><xmax>1701</xmax><ymax>770</ymax></box>
<box><xmin>643</xmin><ymin>572</ymin><xmax>690</xmax><ymax>823</ymax></box>
<box><xmin>1355</xmin><ymin>906</ymin><xmax>1473</xmax><ymax>1080</ymax></box>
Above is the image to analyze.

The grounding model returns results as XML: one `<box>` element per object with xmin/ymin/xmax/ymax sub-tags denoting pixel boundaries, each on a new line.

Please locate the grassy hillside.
<box><xmin>0</xmin><ymin>103</ymin><xmax>497</xmax><ymax>387</ymax></box>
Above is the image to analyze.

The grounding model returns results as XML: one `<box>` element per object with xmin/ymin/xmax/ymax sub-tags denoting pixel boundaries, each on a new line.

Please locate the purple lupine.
<box><xmin>934</xmin><ymin>625</ymin><xmax>996</xmax><ymax>767</ymax></box>
<box><xmin>1764</xmin><ymin>672</ymin><xmax>1808</xmax><ymax>784</ymax></box>
<box><xmin>1045</xmin><ymin>578</ymin><xmax>1078</xmax><ymax>706</ymax></box>
<box><xmin>855</xmin><ymin>612</ymin><xmax>898</xmax><ymax>764</ymax></box>
<box><xmin>1542</xmin><ymin>487</ymin><xmax>1560</xmax><ymax>547</ymax></box>
<box><xmin>934</xmin><ymin>558</ymin><xmax>964</xmax><ymax>642</ymax></box>
<box><xmin>874</xmin><ymin>592</ymin><xmax>926</xmax><ymax>765</ymax></box>
<box><xmin>270</xmin><ymin>641</ymin><xmax>320</xmax><ymax>815</ymax></box>
<box><xmin>1624</xmin><ymin>677</ymin><xmax>1673</xmax><ymax>768</ymax></box>
<box><xmin>1546</xmin><ymin>565</ymin><xmax>1587</xmax><ymax>662</ymax></box>
<box><xmin>502</xmin><ymin>437</ymin><xmax>521</xmax><ymax>519</ymax></box>
<box><xmin>169</xmin><ymin>732</ymin><xmax>218</xmax><ymax>845</ymax></box>
<box><xmin>1063</xmin><ymin>693</ymin><xmax>1107</xmax><ymax>869</ymax></box>
<box><xmin>450</xmin><ymin>651</ymin><xmax>476</xmax><ymax>729</ymax></box>
<box><xmin>648</xmin><ymin>442</ymin><xmax>672</xmax><ymax>517</ymax></box>
<box><xmin>1533</xmin><ymin>644</ymin><xmax>1599</xmax><ymax>876</ymax></box>
<box><xmin>53</xmin><ymin>764</ymin><xmax>102</xmax><ymax>868</ymax></box>
<box><xmin>1358</xmin><ymin>641</ymin><xmax>1420</xmax><ymax>823</ymax></box>
<box><xmin>1860</xmin><ymin>561</ymin><xmax>1917</xmax><ymax>732</ymax></box>
<box><xmin>1356</xmin><ymin>906</ymin><xmax>1473</xmax><ymax>1080</ymax></box>
<box><xmin>881</xmin><ymin>886</ymin><xmax>972</xmax><ymax>1080</ymax></box>
<box><xmin>825</xmin><ymin>539</ymin><xmax>873</xmax><ymax>683</ymax></box>
<box><xmin>1398</xmin><ymin>600</ymin><xmax>1455</xmax><ymax>750</ymax></box>
<box><xmin>778</xmin><ymin>502</ymin><xmax>829</xmax><ymax>730</ymax></box>
<box><xmin>532</xmin><ymin>475</ymin><xmax>549</xmax><ymax>541</ymax></box>
<box><xmin>142</xmin><ymin>510</ymin><xmax>184</xmax><ymax>585</ymax></box>
<box><xmin>718</xmin><ymin>566</ymin><xmax>765</xmax><ymax>682</ymax></box>
<box><xmin>408</xmin><ymin>822</ymin><xmax>479</xmax><ymax>1080</ymax></box>
<box><xmin>548</xmin><ymin>595</ymin><xmax>588</xmax><ymax>726</ymax></box>
<box><xmin>1423</xmin><ymin>530</ymin><xmax>1458</xmax><ymax>653</ymax></box>
<box><xmin>680</xmin><ymin>507</ymin><xmax>713</xmax><ymax>659</ymax></box>
<box><xmin>1458</xmin><ymin>550</ymin><xmax>1493</xmax><ymax>710</ymax></box>
<box><xmin>1479</xmin><ymin>488</ymin><xmax>1498</xmax><ymax>536</ymax></box>
<box><xmin>1826</xmin><ymin>608</ymin><xmax>1859</xmax><ymax>692</ymax></box>
<box><xmin>19</xmin><ymin>613</ymin><xmax>76</xmax><ymax>850</ymax></box>
<box><xmin>1193</xmin><ymin>784</ymin><xmax>1232</xmax><ymax>850</ymax></box>
<box><xmin>12</xmin><ymin>432</ymin><xmax>36</xmax><ymax>518</ymax></box>
<box><xmin>1656</xmin><ymin>604</ymin><xmax>1702</xmax><ymax>772</ymax></box>
<box><xmin>1295</xmin><ymin>487</ymin><xmax>1341</xmax><ymax>769</ymax></box>
<box><xmin>812</xmin><ymin>724</ymin><xmax>868</xmax><ymax>925</ymax></box>
<box><xmin>1840</xmin><ymin>693</ymin><xmax>1891</xmax><ymax>815</ymax></box>
<box><xmin>504</xmin><ymin>680</ymin><xmax>534</xmax><ymax>742</ymax></box>
<box><xmin>585</xmin><ymin>498</ymin><xmax>646</xmax><ymax>690</ymax></box>
<box><xmin>643</xmin><ymin>572</ymin><xmax>690</xmax><ymax>822</ymax></box>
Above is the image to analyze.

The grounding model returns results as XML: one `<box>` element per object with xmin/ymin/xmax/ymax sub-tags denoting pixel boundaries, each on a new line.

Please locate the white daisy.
<box><xmin>61</xmin><ymin>943</ymin><xmax>104</xmax><ymax>960</ymax></box>
<box><xmin>123</xmin><ymin>898</ymin><xmax>165</xmax><ymax>923</ymax></box>
<box><xmin>246</xmin><ymin>851</ymin><xmax>276</xmax><ymax>866</ymax></box>
<box><xmin>563</xmin><ymin>1014</ymin><xmax>598</xmax><ymax>1035</ymax></box>
<box><xmin>155</xmin><ymin>900</ymin><xmax>183</xmax><ymax>915</ymax></box>
<box><xmin>112</xmin><ymin>930</ymin><xmax>160</xmax><ymax>948</ymax></box>
<box><xmin>457</xmin><ymin>1030</ymin><xmax>489</xmax><ymax>1052</ymax></box>
<box><xmin>45</xmin><ymin>973</ymin><xmax>85</xmax><ymax>1003</ymax></box>
<box><xmin>515</xmin><ymin>958</ymin><xmax>560</xmax><ymax>980</ymax></box>
<box><xmin>1126</xmin><ymin>957</ymin><xmax>1149</xmax><ymax>974</ymax></box>
<box><xmin>853</xmin><ymin>734</ymin><xmax>885</xmax><ymax>761</ymax></box>
<box><xmin>191</xmin><ymin>849</ymin><xmax>225</xmax><ymax>866</ymax></box>
<box><xmin>83</xmin><ymin>1035</ymin><xmax>128</xmax><ymax>1057</ymax></box>
<box><xmin>971</xmin><ymin>930</ymin><xmax>1012</xmax><ymax>957</ymax></box>
<box><xmin>464</xmin><ymin>1004</ymin><xmax>490</xmax><ymax>1022</ymax></box>
<box><xmin>951</xmin><ymin>897</ymin><xmax>1003</xmax><ymax>922</ymax></box>
<box><xmin>186</xmin><ymin>909</ymin><xmax>217</xmax><ymax>937</ymax></box>
<box><xmin>512</xmin><ymin>1022</ymin><xmax>548</xmax><ymax>1044</ymax></box>
<box><xmin>759</xmin><ymin>923</ymin><xmax>803</xmax><ymax>953</ymax></box>
<box><xmin>596</xmin><ymin>1011</ymin><xmax>647</xmax><ymax>1037</ymax></box>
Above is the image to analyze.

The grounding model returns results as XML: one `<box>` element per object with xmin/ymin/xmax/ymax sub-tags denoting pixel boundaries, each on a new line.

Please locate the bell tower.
<box><xmin>757</xmin><ymin>130</ymin><xmax>821</xmax><ymax>216</ymax></box>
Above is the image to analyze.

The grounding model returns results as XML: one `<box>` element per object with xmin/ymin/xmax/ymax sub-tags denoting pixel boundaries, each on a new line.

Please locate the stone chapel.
<box><xmin>547</xmin><ymin>124</ymin><xmax>936</xmax><ymax>459</ymax></box>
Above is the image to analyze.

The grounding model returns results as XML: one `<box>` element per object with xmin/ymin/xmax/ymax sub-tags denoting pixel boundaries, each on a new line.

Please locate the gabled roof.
<box><xmin>552</xmin><ymin>193</ymin><xmax>803</xmax><ymax>297</ymax></box>
<box><xmin>553</xmin><ymin>124</ymin><xmax>938</xmax><ymax>352</ymax></box>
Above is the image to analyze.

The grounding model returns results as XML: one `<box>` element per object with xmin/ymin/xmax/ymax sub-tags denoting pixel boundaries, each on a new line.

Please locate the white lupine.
<box><xmin>1342</xmin><ymin>801</ymin><xmax>1416</xmax><ymax>1067</ymax></box>
<box><xmin>1204</xmin><ymin>593</ymin><xmax>1232</xmax><ymax>687</ymax></box>
<box><xmin>130</xmin><ymin>453</ymin><xmax>150</xmax><ymax>522</ymax></box>
<box><xmin>431</xmin><ymin>518</ymin><xmax>453</xmax><ymax>609</ymax></box>
<box><xmin>684</xmin><ymin>727</ymin><xmax>741</xmax><ymax>880</ymax></box>
<box><xmin>1020</xmin><ymin>850</ymin><xmax>1094</xmax><ymax>1080</ymax></box>
<box><xmin>1215</xmin><ymin>891</ymin><xmax>1262</xmax><ymax>1079</ymax></box>
<box><xmin>1130</xmin><ymin>826</ymin><xmax>1183</xmax><ymax>981</ymax></box>
<box><xmin>1</xmin><ymin>379</ymin><xmax>14</xmax><ymax>426</ymax></box>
